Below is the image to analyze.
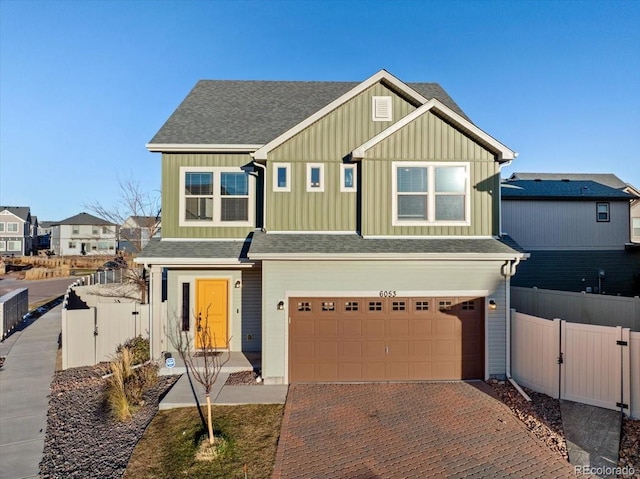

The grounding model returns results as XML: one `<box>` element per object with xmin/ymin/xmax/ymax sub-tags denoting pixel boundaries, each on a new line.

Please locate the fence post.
<box><xmin>558</xmin><ymin>318</ymin><xmax>565</xmax><ymax>400</ymax></box>
<box><xmin>622</xmin><ymin>327</ymin><xmax>631</xmax><ymax>416</ymax></box>
<box><xmin>532</xmin><ymin>287</ymin><xmax>538</xmax><ymax>317</ymax></box>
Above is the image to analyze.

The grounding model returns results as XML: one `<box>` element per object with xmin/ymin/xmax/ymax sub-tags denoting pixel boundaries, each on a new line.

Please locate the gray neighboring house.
<box><xmin>50</xmin><ymin>212</ymin><xmax>117</xmax><ymax>256</ymax></box>
<box><xmin>0</xmin><ymin>206</ymin><xmax>36</xmax><ymax>256</ymax></box>
<box><xmin>137</xmin><ymin>69</ymin><xmax>527</xmax><ymax>385</ymax></box>
<box><xmin>119</xmin><ymin>215</ymin><xmax>161</xmax><ymax>253</ymax></box>
<box><xmin>502</xmin><ymin>173</ymin><xmax>640</xmax><ymax>296</ymax></box>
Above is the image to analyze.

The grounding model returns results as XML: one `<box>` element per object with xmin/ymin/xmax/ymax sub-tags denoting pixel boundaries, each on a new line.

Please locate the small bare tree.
<box><xmin>170</xmin><ymin>309</ymin><xmax>230</xmax><ymax>446</ymax></box>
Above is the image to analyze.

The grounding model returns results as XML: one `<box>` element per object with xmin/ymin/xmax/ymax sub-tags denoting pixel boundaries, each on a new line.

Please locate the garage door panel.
<box><xmin>289</xmin><ymin>296</ymin><xmax>484</xmax><ymax>383</ymax></box>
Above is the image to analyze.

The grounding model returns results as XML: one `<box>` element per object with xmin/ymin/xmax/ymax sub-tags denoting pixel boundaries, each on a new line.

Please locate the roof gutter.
<box><xmin>251</xmin><ymin>160</ymin><xmax>268</xmax><ymax>231</ymax></box>
<box><xmin>145</xmin><ymin>143</ymin><xmax>262</xmax><ymax>153</ymax></box>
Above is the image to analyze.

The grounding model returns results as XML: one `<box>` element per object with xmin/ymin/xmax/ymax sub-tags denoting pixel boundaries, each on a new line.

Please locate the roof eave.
<box><xmin>249</xmin><ymin>252</ymin><xmax>527</xmax><ymax>261</ymax></box>
<box><xmin>146</xmin><ymin>143</ymin><xmax>262</xmax><ymax>153</ymax></box>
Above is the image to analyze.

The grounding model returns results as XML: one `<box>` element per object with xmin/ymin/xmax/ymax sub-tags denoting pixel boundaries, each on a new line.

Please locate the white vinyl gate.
<box><xmin>511</xmin><ymin>311</ymin><xmax>636</xmax><ymax>418</ymax></box>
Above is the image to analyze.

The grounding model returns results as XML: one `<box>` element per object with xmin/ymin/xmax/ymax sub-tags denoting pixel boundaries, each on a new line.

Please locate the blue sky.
<box><xmin>1</xmin><ymin>0</ymin><xmax>638</xmax><ymax>221</ymax></box>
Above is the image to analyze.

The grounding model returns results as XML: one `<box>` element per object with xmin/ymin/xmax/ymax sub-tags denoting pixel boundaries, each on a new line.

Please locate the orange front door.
<box><xmin>195</xmin><ymin>279</ymin><xmax>228</xmax><ymax>349</ymax></box>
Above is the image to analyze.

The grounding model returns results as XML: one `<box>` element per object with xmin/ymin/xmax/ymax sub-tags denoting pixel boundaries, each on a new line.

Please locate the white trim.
<box><xmin>392</xmin><ymin>161</ymin><xmax>471</xmax><ymax>227</ymax></box>
<box><xmin>134</xmin><ymin>258</ymin><xmax>254</xmax><ymax>266</ymax></box>
<box><xmin>266</xmin><ymin>230</ymin><xmax>357</xmax><ymax>235</ymax></box>
<box><xmin>340</xmin><ymin>164</ymin><xmax>357</xmax><ymax>192</ymax></box>
<box><xmin>179</xmin><ymin>166</ymin><xmax>255</xmax><ymax>227</ymax></box>
<box><xmin>250</xmin><ymin>252</ymin><xmax>527</xmax><ymax>260</ymax></box>
<box><xmin>372</xmin><ymin>96</ymin><xmax>393</xmax><ymax>122</ymax></box>
<box><xmin>252</xmin><ymin>69</ymin><xmax>427</xmax><ymax>161</ymax></box>
<box><xmin>361</xmin><ymin>234</ymin><xmax>495</xmax><ymax>239</ymax></box>
<box><xmin>146</xmin><ymin>143</ymin><xmax>261</xmax><ymax>153</ymax></box>
<box><xmin>272</xmin><ymin>163</ymin><xmax>291</xmax><ymax>192</ymax></box>
<box><xmin>157</xmin><ymin>237</ymin><xmax>252</xmax><ymax>242</ymax></box>
<box><xmin>352</xmin><ymin>98</ymin><xmax>516</xmax><ymax>162</ymax></box>
<box><xmin>285</xmin><ymin>289</ymin><xmax>491</xmax><ymax>298</ymax></box>
<box><xmin>306</xmin><ymin>163</ymin><xmax>325</xmax><ymax>192</ymax></box>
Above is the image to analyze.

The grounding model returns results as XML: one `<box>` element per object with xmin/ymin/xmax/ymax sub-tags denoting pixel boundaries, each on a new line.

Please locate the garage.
<box><xmin>289</xmin><ymin>297</ymin><xmax>484</xmax><ymax>383</ymax></box>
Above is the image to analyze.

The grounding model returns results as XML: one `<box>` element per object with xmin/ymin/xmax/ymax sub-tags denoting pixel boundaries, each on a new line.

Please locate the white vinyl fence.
<box><xmin>511</xmin><ymin>287</ymin><xmax>640</xmax><ymax>331</ymax></box>
<box><xmin>61</xmin><ymin>302</ymin><xmax>149</xmax><ymax>370</ymax></box>
<box><xmin>511</xmin><ymin>310</ymin><xmax>639</xmax><ymax>419</ymax></box>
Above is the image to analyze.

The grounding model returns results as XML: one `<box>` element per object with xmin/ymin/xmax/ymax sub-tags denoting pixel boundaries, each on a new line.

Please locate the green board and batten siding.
<box><xmin>161</xmin><ymin>153</ymin><xmax>256</xmax><ymax>239</ymax></box>
<box><xmin>267</xmin><ymin>83</ymin><xmax>500</xmax><ymax>235</ymax></box>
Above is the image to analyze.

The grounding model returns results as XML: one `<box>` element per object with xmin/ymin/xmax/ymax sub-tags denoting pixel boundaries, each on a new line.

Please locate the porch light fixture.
<box><xmin>488</xmin><ymin>299</ymin><xmax>497</xmax><ymax>310</ymax></box>
<box><xmin>235</xmin><ymin>280</ymin><xmax>241</xmax><ymax>288</ymax></box>
<box><xmin>277</xmin><ymin>301</ymin><xmax>285</xmax><ymax>311</ymax></box>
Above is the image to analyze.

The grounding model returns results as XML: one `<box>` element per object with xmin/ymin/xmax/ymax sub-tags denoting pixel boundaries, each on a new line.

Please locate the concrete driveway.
<box><xmin>273</xmin><ymin>382</ymin><xmax>577</xmax><ymax>478</ymax></box>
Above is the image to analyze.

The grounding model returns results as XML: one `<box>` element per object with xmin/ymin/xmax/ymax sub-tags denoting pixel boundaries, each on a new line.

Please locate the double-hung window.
<box><xmin>180</xmin><ymin>167</ymin><xmax>253</xmax><ymax>226</ymax></box>
<box><xmin>392</xmin><ymin>162</ymin><xmax>470</xmax><ymax>226</ymax></box>
<box><xmin>7</xmin><ymin>222</ymin><xmax>18</xmax><ymax>233</ymax></box>
<box><xmin>0</xmin><ymin>223</ymin><xmax>4</xmax><ymax>232</ymax></box>
<box><xmin>596</xmin><ymin>202</ymin><xmax>610</xmax><ymax>222</ymax></box>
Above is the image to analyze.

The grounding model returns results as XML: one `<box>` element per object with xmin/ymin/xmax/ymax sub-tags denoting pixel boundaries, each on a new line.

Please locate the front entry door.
<box><xmin>195</xmin><ymin>279</ymin><xmax>228</xmax><ymax>349</ymax></box>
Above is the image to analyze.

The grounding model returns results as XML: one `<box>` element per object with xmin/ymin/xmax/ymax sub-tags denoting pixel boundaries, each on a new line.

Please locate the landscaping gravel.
<box><xmin>39</xmin><ymin>363</ymin><xmax>179</xmax><ymax>479</ymax></box>
<box><xmin>224</xmin><ymin>370</ymin><xmax>260</xmax><ymax>385</ymax></box>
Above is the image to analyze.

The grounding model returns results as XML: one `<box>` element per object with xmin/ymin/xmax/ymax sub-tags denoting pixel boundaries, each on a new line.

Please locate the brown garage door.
<box><xmin>289</xmin><ymin>297</ymin><xmax>484</xmax><ymax>383</ymax></box>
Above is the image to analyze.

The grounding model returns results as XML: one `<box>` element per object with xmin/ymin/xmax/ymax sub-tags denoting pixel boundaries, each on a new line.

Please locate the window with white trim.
<box><xmin>69</xmin><ymin>242</ymin><xmax>76</xmax><ymax>249</ymax></box>
<box><xmin>180</xmin><ymin>167</ymin><xmax>254</xmax><ymax>226</ymax></box>
<box><xmin>72</xmin><ymin>226</ymin><xmax>79</xmax><ymax>235</ymax></box>
<box><xmin>372</xmin><ymin>96</ymin><xmax>392</xmax><ymax>121</ymax></box>
<box><xmin>273</xmin><ymin>163</ymin><xmax>291</xmax><ymax>192</ymax></box>
<box><xmin>340</xmin><ymin>164</ymin><xmax>357</xmax><ymax>192</ymax></box>
<box><xmin>633</xmin><ymin>218</ymin><xmax>640</xmax><ymax>240</ymax></box>
<box><xmin>0</xmin><ymin>241</ymin><xmax>5</xmax><ymax>251</ymax></box>
<box><xmin>0</xmin><ymin>223</ymin><xmax>4</xmax><ymax>232</ymax></box>
<box><xmin>306</xmin><ymin>163</ymin><xmax>325</xmax><ymax>192</ymax></box>
<box><xmin>596</xmin><ymin>202</ymin><xmax>610</xmax><ymax>222</ymax></box>
<box><xmin>7</xmin><ymin>241</ymin><xmax>21</xmax><ymax>252</ymax></box>
<box><xmin>7</xmin><ymin>222</ymin><xmax>19</xmax><ymax>233</ymax></box>
<box><xmin>392</xmin><ymin>162</ymin><xmax>470</xmax><ymax>226</ymax></box>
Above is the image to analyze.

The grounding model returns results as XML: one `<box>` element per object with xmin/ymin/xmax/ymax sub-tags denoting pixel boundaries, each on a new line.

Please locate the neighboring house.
<box><xmin>136</xmin><ymin>69</ymin><xmax>527</xmax><ymax>385</ymax></box>
<box><xmin>502</xmin><ymin>173</ymin><xmax>640</xmax><ymax>296</ymax></box>
<box><xmin>37</xmin><ymin>220</ymin><xmax>55</xmax><ymax>251</ymax></box>
<box><xmin>119</xmin><ymin>215</ymin><xmax>161</xmax><ymax>253</ymax></box>
<box><xmin>51</xmin><ymin>212</ymin><xmax>117</xmax><ymax>256</ymax></box>
<box><xmin>0</xmin><ymin>206</ymin><xmax>35</xmax><ymax>256</ymax></box>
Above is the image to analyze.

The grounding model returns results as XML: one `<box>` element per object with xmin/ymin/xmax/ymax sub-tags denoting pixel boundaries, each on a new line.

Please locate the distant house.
<box><xmin>0</xmin><ymin>206</ymin><xmax>36</xmax><ymax>256</ymax></box>
<box><xmin>118</xmin><ymin>215</ymin><xmax>161</xmax><ymax>253</ymax></box>
<box><xmin>502</xmin><ymin>173</ymin><xmax>640</xmax><ymax>296</ymax></box>
<box><xmin>37</xmin><ymin>220</ymin><xmax>55</xmax><ymax>251</ymax></box>
<box><xmin>50</xmin><ymin>212</ymin><xmax>117</xmax><ymax>256</ymax></box>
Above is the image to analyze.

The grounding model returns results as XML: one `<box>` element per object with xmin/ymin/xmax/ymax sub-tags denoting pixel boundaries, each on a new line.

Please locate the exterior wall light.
<box><xmin>277</xmin><ymin>301</ymin><xmax>285</xmax><ymax>310</ymax></box>
<box><xmin>488</xmin><ymin>299</ymin><xmax>497</xmax><ymax>310</ymax></box>
<box><xmin>235</xmin><ymin>280</ymin><xmax>241</xmax><ymax>288</ymax></box>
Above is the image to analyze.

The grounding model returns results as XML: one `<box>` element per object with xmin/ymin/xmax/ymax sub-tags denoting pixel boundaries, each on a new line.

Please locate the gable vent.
<box><xmin>372</xmin><ymin>96</ymin><xmax>392</xmax><ymax>122</ymax></box>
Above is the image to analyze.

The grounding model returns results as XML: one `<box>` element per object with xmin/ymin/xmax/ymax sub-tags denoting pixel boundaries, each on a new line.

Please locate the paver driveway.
<box><xmin>273</xmin><ymin>382</ymin><xmax>577</xmax><ymax>478</ymax></box>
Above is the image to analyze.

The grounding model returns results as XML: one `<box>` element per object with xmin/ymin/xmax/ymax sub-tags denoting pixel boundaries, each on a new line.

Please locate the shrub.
<box><xmin>105</xmin><ymin>345</ymin><xmax>158</xmax><ymax>421</ymax></box>
<box><xmin>116</xmin><ymin>336</ymin><xmax>150</xmax><ymax>365</ymax></box>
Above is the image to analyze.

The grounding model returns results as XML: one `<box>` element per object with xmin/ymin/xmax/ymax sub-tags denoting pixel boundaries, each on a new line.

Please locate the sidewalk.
<box><xmin>159</xmin><ymin>354</ymin><xmax>288</xmax><ymax>410</ymax></box>
<box><xmin>0</xmin><ymin>305</ymin><xmax>62</xmax><ymax>479</ymax></box>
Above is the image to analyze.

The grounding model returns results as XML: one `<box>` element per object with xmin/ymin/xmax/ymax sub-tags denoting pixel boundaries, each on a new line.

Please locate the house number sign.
<box><xmin>379</xmin><ymin>290</ymin><xmax>397</xmax><ymax>297</ymax></box>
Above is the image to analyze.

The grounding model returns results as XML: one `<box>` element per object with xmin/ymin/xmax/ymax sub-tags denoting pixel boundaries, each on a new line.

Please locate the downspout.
<box><xmin>252</xmin><ymin>160</ymin><xmax>267</xmax><ymax>231</ymax></box>
<box><xmin>144</xmin><ymin>262</ymin><xmax>153</xmax><ymax>361</ymax></box>
<box><xmin>503</xmin><ymin>257</ymin><xmax>531</xmax><ymax>401</ymax></box>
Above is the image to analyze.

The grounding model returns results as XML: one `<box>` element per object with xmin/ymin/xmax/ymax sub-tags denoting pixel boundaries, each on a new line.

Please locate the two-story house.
<box><xmin>0</xmin><ymin>206</ymin><xmax>36</xmax><ymax>256</ymax></box>
<box><xmin>502</xmin><ymin>173</ymin><xmax>640</xmax><ymax>296</ymax></box>
<box><xmin>51</xmin><ymin>212</ymin><xmax>117</xmax><ymax>256</ymax></box>
<box><xmin>119</xmin><ymin>215</ymin><xmax>161</xmax><ymax>253</ymax></box>
<box><xmin>137</xmin><ymin>70</ymin><xmax>527</xmax><ymax>385</ymax></box>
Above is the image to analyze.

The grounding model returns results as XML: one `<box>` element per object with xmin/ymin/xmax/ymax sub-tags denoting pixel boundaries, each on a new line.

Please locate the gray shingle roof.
<box><xmin>508</xmin><ymin>173</ymin><xmax>628</xmax><ymax>189</ymax></box>
<box><xmin>249</xmin><ymin>231</ymin><xmax>524</xmax><ymax>257</ymax></box>
<box><xmin>149</xmin><ymin>79</ymin><xmax>469</xmax><ymax>145</ymax></box>
<box><xmin>137</xmin><ymin>238</ymin><xmax>250</xmax><ymax>260</ymax></box>
<box><xmin>0</xmin><ymin>206</ymin><xmax>31</xmax><ymax>221</ymax></box>
<box><xmin>53</xmin><ymin>212</ymin><xmax>115</xmax><ymax>226</ymax></box>
<box><xmin>501</xmin><ymin>180</ymin><xmax>636</xmax><ymax>200</ymax></box>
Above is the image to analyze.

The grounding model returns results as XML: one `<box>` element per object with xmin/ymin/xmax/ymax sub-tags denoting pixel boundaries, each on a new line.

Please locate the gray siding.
<box><xmin>261</xmin><ymin>260</ymin><xmax>508</xmax><ymax>384</ymax></box>
<box><xmin>502</xmin><ymin>199</ymin><xmax>630</xmax><ymax>250</ymax></box>
<box><xmin>241</xmin><ymin>266</ymin><xmax>262</xmax><ymax>352</ymax></box>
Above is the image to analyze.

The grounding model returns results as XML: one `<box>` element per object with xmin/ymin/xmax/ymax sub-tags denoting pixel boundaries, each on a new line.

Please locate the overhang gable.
<box><xmin>352</xmin><ymin>99</ymin><xmax>516</xmax><ymax>163</ymax></box>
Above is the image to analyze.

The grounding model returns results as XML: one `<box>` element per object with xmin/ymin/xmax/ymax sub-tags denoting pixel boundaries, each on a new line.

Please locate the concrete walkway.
<box><xmin>560</xmin><ymin>400</ymin><xmax>622</xmax><ymax>478</ymax></box>
<box><xmin>0</xmin><ymin>305</ymin><xmax>62</xmax><ymax>479</ymax></box>
<box><xmin>159</xmin><ymin>355</ymin><xmax>288</xmax><ymax>410</ymax></box>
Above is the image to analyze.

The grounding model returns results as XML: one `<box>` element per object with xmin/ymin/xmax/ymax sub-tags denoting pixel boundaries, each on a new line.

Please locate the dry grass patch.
<box><xmin>124</xmin><ymin>404</ymin><xmax>283</xmax><ymax>479</ymax></box>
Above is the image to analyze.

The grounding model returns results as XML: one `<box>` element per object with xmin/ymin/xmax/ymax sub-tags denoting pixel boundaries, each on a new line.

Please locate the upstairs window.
<box><xmin>273</xmin><ymin>163</ymin><xmax>291</xmax><ymax>192</ymax></box>
<box><xmin>306</xmin><ymin>163</ymin><xmax>325</xmax><ymax>192</ymax></box>
<box><xmin>7</xmin><ymin>222</ymin><xmax>19</xmax><ymax>233</ymax></box>
<box><xmin>92</xmin><ymin>226</ymin><xmax>99</xmax><ymax>235</ymax></box>
<box><xmin>393</xmin><ymin>162</ymin><xmax>470</xmax><ymax>226</ymax></box>
<box><xmin>596</xmin><ymin>202</ymin><xmax>610</xmax><ymax>222</ymax></box>
<box><xmin>340</xmin><ymin>164</ymin><xmax>357</xmax><ymax>192</ymax></box>
<box><xmin>633</xmin><ymin>218</ymin><xmax>640</xmax><ymax>240</ymax></box>
<box><xmin>72</xmin><ymin>226</ymin><xmax>80</xmax><ymax>235</ymax></box>
<box><xmin>0</xmin><ymin>223</ymin><xmax>4</xmax><ymax>232</ymax></box>
<box><xmin>180</xmin><ymin>167</ymin><xmax>254</xmax><ymax>227</ymax></box>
